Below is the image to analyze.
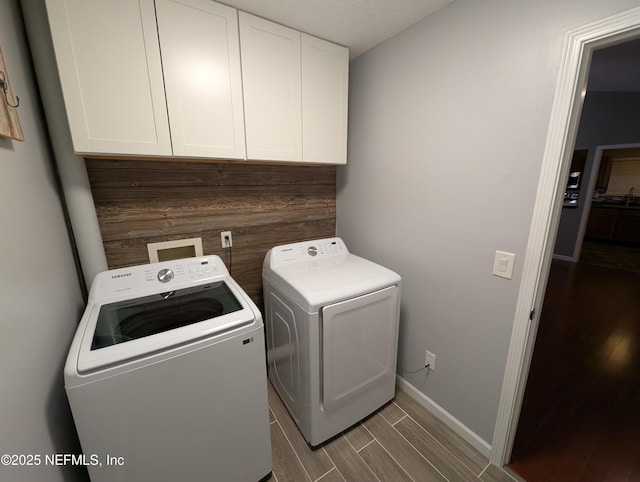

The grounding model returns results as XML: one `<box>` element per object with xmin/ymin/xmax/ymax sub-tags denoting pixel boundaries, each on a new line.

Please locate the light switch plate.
<box><xmin>492</xmin><ymin>250</ymin><xmax>516</xmax><ymax>279</ymax></box>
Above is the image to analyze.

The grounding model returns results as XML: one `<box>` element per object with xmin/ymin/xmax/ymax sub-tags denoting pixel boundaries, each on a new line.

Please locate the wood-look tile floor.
<box><xmin>266</xmin><ymin>382</ymin><xmax>519</xmax><ymax>482</ymax></box>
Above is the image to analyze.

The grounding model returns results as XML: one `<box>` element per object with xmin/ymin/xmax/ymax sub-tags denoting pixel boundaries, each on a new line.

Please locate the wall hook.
<box><xmin>0</xmin><ymin>70</ymin><xmax>19</xmax><ymax>108</ymax></box>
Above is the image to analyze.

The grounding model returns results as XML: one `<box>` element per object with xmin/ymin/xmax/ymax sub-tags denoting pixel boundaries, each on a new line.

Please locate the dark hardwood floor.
<box><xmin>508</xmin><ymin>254</ymin><xmax>640</xmax><ymax>481</ymax></box>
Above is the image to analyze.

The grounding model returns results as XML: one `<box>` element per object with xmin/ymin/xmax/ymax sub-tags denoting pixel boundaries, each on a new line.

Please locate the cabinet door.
<box><xmin>302</xmin><ymin>34</ymin><xmax>349</xmax><ymax>164</ymax></box>
<box><xmin>239</xmin><ymin>12</ymin><xmax>302</xmax><ymax>161</ymax></box>
<box><xmin>585</xmin><ymin>207</ymin><xmax>617</xmax><ymax>240</ymax></box>
<box><xmin>616</xmin><ymin>210</ymin><xmax>640</xmax><ymax>244</ymax></box>
<box><xmin>45</xmin><ymin>0</ymin><xmax>171</xmax><ymax>156</ymax></box>
<box><xmin>156</xmin><ymin>0</ymin><xmax>246</xmax><ymax>159</ymax></box>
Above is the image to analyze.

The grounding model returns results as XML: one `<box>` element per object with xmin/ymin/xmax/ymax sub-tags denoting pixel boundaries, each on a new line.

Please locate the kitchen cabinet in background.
<box><xmin>585</xmin><ymin>207</ymin><xmax>617</xmax><ymax>241</ymax></box>
<box><xmin>585</xmin><ymin>206</ymin><xmax>640</xmax><ymax>244</ymax></box>
<box><xmin>616</xmin><ymin>209</ymin><xmax>640</xmax><ymax>244</ymax></box>
<box><xmin>45</xmin><ymin>0</ymin><xmax>172</xmax><ymax>156</ymax></box>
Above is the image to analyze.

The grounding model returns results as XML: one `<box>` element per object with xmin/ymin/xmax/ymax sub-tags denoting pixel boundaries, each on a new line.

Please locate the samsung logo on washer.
<box><xmin>111</xmin><ymin>273</ymin><xmax>132</xmax><ymax>279</ymax></box>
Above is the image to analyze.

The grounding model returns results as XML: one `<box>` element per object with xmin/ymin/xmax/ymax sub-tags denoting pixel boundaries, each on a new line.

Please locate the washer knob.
<box><xmin>157</xmin><ymin>268</ymin><xmax>174</xmax><ymax>283</ymax></box>
<box><xmin>307</xmin><ymin>246</ymin><xmax>318</xmax><ymax>257</ymax></box>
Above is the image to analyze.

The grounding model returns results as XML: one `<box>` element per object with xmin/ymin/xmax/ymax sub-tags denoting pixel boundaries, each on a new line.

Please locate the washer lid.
<box><xmin>73</xmin><ymin>257</ymin><xmax>258</xmax><ymax>374</ymax></box>
<box><xmin>268</xmin><ymin>252</ymin><xmax>401</xmax><ymax>311</ymax></box>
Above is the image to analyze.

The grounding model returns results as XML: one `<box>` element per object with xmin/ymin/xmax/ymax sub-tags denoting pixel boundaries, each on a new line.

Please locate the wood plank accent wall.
<box><xmin>85</xmin><ymin>158</ymin><xmax>337</xmax><ymax>308</ymax></box>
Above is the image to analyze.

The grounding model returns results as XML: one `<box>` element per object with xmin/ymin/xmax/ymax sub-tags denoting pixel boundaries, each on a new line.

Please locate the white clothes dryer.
<box><xmin>65</xmin><ymin>256</ymin><xmax>271</xmax><ymax>482</ymax></box>
<box><xmin>262</xmin><ymin>237</ymin><xmax>401</xmax><ymax>446</ymax></box>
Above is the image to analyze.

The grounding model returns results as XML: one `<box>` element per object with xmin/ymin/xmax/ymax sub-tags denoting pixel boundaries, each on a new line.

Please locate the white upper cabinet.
<box><xmin>239</xmin><ymin>12</ymin><xmax>302</xmax><ymax>162</ymax></box>
<box><xmin>155</xmin><ymin>0</ymin><xmax>246</xmax><ymax>159</ymax></box>
<box><xmin>239</xmin><ymin>12</ymin><xmax>349</xmax><ymax>164</ymax></box>
<box><xmin>301</xmin><ymin>34</ymin><xmax>349</xmax><ymax>164</ymax></box>
<box><xmin>45</xmin><ymin>1</ymin><xmax>348</xmax><ymax>163</ymax></box>
<box><xmin>45</xmin><ymin>0</ymin><xmax>172</xmax><ymax>156</ymax></box>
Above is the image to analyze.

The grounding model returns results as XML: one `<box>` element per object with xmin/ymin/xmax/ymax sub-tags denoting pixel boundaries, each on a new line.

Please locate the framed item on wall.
<box><xmin>0</xmin><ymin>46</ymin><xmax>24</xmax><ymax>141</ymax></box>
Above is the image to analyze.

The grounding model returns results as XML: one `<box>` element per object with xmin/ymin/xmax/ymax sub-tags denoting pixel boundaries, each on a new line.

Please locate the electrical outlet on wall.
<box><xmin>425</xmin><ymin>350</ymin><xmax>436</xmax><ymax>371</ymax></box>
<box><xmin>220</xmin><ymin>231</ymin><xmax>232</xmax><ymax>248</ymax></box>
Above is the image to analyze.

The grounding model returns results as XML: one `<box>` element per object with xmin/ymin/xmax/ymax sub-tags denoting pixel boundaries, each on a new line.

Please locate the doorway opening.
<box><xmin>490</xmin><ymin>6</ymin><xmax>640</xmax><ymax>467</ymax></box>
<box><xmin>510</xmin><ymin>145</ymin><xmax>640</xmax><ymax>478</ymax></box>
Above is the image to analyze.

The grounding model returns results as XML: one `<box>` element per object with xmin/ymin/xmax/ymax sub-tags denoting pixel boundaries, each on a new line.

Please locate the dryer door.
<box><xmin>321</xmin><ymin>286</ymin><xmax>398</xmax><ymax>410</ymax></box>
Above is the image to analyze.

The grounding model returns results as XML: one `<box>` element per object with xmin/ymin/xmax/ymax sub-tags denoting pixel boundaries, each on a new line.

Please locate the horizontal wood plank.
<box><xmin>86</xmin><ymin>158</ymin><xmax>336</xmax><ymax>187</ymax></box>
<box><xmin>93</xmin><ymin>191</ymin><xmax>334</xmax><ymax>224</ymax></box>
<box><xmin>97</xmin><ymin>206</ymin><xmax>335</xmax><ymax>241</ymax></box>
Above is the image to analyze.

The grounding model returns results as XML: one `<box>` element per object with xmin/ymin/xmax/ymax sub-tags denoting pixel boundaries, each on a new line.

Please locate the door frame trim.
<box><xmin>490</xmin><ymin>6</ymin><xmax>640</xmax><ymax>466</ymax></box>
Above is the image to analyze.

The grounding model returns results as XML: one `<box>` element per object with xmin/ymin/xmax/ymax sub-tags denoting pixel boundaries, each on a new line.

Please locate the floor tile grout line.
<box><xmin>396</xmin><ymin>406</ymin><xmax>486</xmax><ymax>477</ymax></box>
<box><xmin>318</xmin><ymin>447</ymin><xmax>337</xmax><ymax>482</ymax></box>
<box><xmin>312</xmin><ymin>452</ymin><xmax>338</xmax><ymax>482</ymax></box>
<box><xmin>355</xmin><ymin>438</ymin><xmax>377</xmax><ymax>454</ymax></box>
<box><xmin>268</xmin><ymin>403</ymin><xmax>279</xmax><ymax>423</ymax></box>
<box><xmin>342</xmin><ymin>429</ymin><xmax>384</xmax><ymax>482</ymax></box>
<box><xmin>390</xmin><ymin>413</ymin><xmax>409</xmax><ymax>426</ymax></box>
<box><xmin>344</xmin><ymin>424</ymin><xmax>370</xmax><ymax>453</ymax></box>
<box><xmin>274</xmin><ymin>419</ymin><xmax>314</xmax><ymax>482</ymax></box>
<box><xmin>377</xmin><ymin>408</ymin><xmax>451</xmax><ymax>482</ymax></box>
<box><xmin>314</xmin><ymin>467</ymin><xmax>344</xmax><ymax>482</ymax></box>
<box><xmin>387</xmin><ymin>400</ymin><xmax>410</xmax><ymax>426</ymax></box>
<box><xmin>360</xmin><ymin>416</ymin><xmax>417</xmax><ymax>482</ymax></box>
<box><xmin>392</xmin><ymin>399</ymin><xmax>409</xmax><ymax>415</ymax></box>
<box><xmin>321</xmin><ymin>441</ymin><xmax>380</xmax><ymax>482</ymax></box>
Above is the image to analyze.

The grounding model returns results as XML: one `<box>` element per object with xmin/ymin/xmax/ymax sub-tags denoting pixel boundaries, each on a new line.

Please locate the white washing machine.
<box><xmin>65</xmin><ymin>256</ymin><xmax>271</xmax><ymax>482</ymax></box>
<box><xmin>262</xmin><ymin>237</ymin><xmax>401</xmax><ymax>446</ymax></box>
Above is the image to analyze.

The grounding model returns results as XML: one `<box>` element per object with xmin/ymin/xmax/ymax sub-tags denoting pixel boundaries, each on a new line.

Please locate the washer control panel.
<box><xmin>94</xmin><ymin>256</ymin><xmax>227</xmax><ymax>298</ymax></box>
<box><xmin>144</xmin><ymin>258</ymin><xmax>221</xmax><ymax>283</ymax></box>
<box><xmin>269</xmin><ymin>237</ymin><xmax>348</xmax><ymax>268</ymax></box>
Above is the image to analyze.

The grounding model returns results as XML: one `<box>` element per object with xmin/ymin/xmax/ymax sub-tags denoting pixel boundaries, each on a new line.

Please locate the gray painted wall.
<box><xmin>0</xmin><ymin>1</ymin><xmax>86</xmax><ymax>481</ymax></box>
<box><xmin>337</xmin><ymin>0</ymin><xmax>640</xmax><ymax>444</ymax></box>
<box><xmin>554</xmin><ymin>92</ymin><xmax>640</xmax><ymax>258</ymax></box>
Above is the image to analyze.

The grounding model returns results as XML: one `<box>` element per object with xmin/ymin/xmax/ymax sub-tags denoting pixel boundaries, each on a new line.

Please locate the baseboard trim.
<box><xmin>396</xmin><ymin>376</ymin><xmax>492</xmax><ymax>458</ymax></box>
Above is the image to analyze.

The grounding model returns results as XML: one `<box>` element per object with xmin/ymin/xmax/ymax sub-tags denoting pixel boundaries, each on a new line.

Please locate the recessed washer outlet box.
<box><xmin>147</xmin><ymin>237</ymin><xmax>203</xmax><ymax>263</ymax></box>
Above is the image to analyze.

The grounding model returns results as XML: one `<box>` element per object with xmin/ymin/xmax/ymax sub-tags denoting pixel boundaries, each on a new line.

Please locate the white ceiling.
<box><xmin>220</xmin><ymin>0</ymin><xmax>453</xmax><ymax>58</ymax></box>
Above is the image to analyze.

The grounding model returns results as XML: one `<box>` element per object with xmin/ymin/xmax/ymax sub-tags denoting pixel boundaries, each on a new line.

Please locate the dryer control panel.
<box><xmin>268</xmin><ymin>237</ymin><xmax>348</xmax><ymax>268</ymax></box>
